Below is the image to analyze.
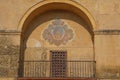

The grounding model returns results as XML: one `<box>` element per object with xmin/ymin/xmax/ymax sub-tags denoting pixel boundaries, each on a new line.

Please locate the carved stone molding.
<box><xmin>0</xmin><ymin>55</ymin><xmax>10</xmax><ymax>67</ymax></box>
<box><xmin>0</xmin><ymin>54</ymin><xmax>19</xmax><ymax>77</ymax></box>
<box><xmin>0</xmin><ymin>30</ymin><xmax>21</xmax><ymax>35</ymax></box>
<box><xmin>94</xmin><ymin>30</ymin><xmax>120</xmax><ymax>35</ymax></box>
<box><xmin>0</xmin><ymin>67</ymin><xmax>9</xmax><ymax>77</ymax></box>
<box><xmin>10</xmin><ymin>54</ymin><xmax>19</xmax><ymax>77</ymax></box>
<box><xmin>0</xmin><ymin>36</ymin><xmax>19</xmax><ymax>54</ymax></box>
<box><xmin>0</xmin><ymin>36</ymin><xmax>20</xmax><ymax>77</ymax></box>
<box><xmin>0</xmin><ymin>55</ymin><xmax>10</xmax><ymax>77</ymax></box>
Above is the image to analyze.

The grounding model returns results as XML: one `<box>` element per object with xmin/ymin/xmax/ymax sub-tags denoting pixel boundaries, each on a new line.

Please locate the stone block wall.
<box><xmin>95</xmin><ymin>32</ymin><xmax>120</xmax><ymax>79</ymax></box>
<box><xmin>0</xmin><ymin>0</ymin><xmax>120</xmax><ymax>80</ymax></box>
<box><xmin>0</xmin><ymin>33</ymin><xmax>20</xmax><ymax>80</ymax></box>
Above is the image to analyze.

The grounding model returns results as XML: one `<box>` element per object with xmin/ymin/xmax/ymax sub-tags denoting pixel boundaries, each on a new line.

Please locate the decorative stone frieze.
<box><xmin>0</xmin><ymin>36</ymin><xmax>19</xmax><ymax>55</ymax></box>
<box><xmin>0</xmin><ymin>55</ymin><xmax>10</xmax><ymax>77</ymax></box>
<box><xmin>9</xmin><ymin>54</ymin><xmax>19</xmax><ymax>77</ymax></box>
<box><xmin>0</xmin><ymin>55</ymin><xmax>10</xmax><ymax>67</ymax></box>
<box><xmin>0</xmin><ymin>67</ymin><xmax>9</xmax><ymax>77</ymax></box>
<box><xmin>0</xmin><ymin>36</ymin><xmax>20</xmax><ymax>77</ymax></box>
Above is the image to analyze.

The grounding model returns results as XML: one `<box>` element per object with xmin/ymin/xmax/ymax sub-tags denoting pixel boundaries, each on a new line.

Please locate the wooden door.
<box><xmin>50</xmin><ymin>51</ymin><xmax>67</xmax><ymax>78</ymax></box>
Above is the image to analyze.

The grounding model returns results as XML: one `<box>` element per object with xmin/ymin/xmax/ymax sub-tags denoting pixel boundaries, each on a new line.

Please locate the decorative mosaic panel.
<box><xmin>42</xmin><ymin>18</ymin><xmax>74</xmax><ymax>46</ymax></box>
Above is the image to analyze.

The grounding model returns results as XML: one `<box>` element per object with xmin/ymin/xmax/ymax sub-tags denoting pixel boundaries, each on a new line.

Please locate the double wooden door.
<box><xmin>50</xmin><ymin>51</ymin><xmax>67</xmax><ymax>78</ymax></box>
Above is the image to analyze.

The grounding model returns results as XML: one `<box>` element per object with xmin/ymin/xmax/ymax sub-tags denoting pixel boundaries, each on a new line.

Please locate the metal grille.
<box><xmin>22</xmin><ymin>60</ymin><xmax>96</xmax><ymax>78</ymax></box>
<box><xmin>50</xmin><ymin>51</ymin><xmax>67</xmax><ymax>78</ymax></box>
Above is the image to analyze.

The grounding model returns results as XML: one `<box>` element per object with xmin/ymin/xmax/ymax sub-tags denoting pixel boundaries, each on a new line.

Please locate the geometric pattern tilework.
<box><xmin>42</xmin><ymin>18</ymin><xmax>74</xmax><ymax>46</ymax></box>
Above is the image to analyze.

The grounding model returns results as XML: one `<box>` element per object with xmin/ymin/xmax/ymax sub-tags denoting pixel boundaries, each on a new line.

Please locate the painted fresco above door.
<box><xmin>42</xmin><ymin>18</ymin><xmax>74</xmax><ymax>46</ymax></box>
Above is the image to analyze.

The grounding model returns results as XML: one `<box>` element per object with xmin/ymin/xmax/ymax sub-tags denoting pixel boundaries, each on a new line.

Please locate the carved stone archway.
<box><xmin>18</xmin><ymin>0</ymin><xmax>97</xmax><ymax>32</ymax></box>
<box><xmin>18</xmin><ymin>0</ymin><xmax>97</xmax><ymax>79</ymax></box>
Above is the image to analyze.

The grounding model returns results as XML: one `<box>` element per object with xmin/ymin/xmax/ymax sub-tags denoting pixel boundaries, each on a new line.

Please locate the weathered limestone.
<box><xmin>0</xmin><ymin>78</ymin><xmax>16</xmax><ymax>80</ymax></box>
<box><xmin>0</xmin><ymin>35</ymin><xmax>20</xmax><ymax>77</ymax></box>
<box><xmin>0</xmin><ymin>0</ymin><xmax>120</xmax><ymax>80</ymax></box>
<box><xmin>95</xmin><ymin>35</ymin><xmax>120</xmax><ymax>78</ymax></box>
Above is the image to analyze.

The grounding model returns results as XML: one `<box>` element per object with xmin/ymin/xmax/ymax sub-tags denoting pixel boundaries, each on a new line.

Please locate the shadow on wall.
<box><xmin>23</xmin><ymin>10</ymin><xmax>94</xmax><ymax>44</ymax></box>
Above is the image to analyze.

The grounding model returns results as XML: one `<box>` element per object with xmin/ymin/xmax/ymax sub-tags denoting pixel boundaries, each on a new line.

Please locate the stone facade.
<box><xmin>0</xmin><ymin>36</ymin><xmax>19</xmax><ymax>77</ymax></box>
<box><xmin>0</xmin><ymin>0</ymin><xmax>120</xmax><ymax>80</ymax></box>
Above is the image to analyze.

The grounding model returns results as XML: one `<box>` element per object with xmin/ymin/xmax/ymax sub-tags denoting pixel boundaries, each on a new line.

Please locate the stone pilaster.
<box><xmin>0</xmin><ymin>30</ymin><xmax>20</xmax><ymax>78</ymax></box>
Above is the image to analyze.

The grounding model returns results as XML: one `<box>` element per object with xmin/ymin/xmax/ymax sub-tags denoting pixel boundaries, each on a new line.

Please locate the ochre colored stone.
<box><xmin>0</xmin><ymin>0</ymin><xmax>120</xmax><ymax>80</ymax></box>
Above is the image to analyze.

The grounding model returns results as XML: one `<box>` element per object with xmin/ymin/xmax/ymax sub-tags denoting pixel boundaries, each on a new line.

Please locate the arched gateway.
<box><xmin>18</xmin><ymin>0</ymin><xmax>96</xmax><ymax>80</ymax></box>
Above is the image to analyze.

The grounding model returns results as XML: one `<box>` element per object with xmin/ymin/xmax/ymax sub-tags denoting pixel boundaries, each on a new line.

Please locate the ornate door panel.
<box><xmin>50</xmin><ymin>51</ymin><xmax>67</xmax><ymax>78</ymax></box>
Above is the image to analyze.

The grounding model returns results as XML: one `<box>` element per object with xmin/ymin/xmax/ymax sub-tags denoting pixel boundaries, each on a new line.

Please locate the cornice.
<box><xmin>0</xmin><ymin>30</ymin><xmax>21</xmax><ymax>35</ymax></box>
<box><xmin>0</xmin><ymin>30</ymin><xmax>120</xmax><ymax>35</ymax></box>
<box><xmin>94</xmin><ymin>30</ymin><xmax>120</xmax><ymax>35</ymax></box>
